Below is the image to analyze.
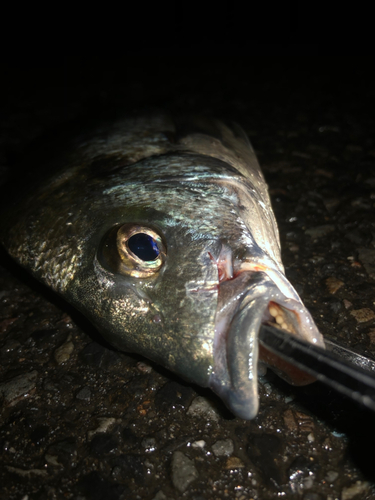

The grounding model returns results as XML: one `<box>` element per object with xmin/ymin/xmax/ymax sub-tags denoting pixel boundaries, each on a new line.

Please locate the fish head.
<box><xmin>56</xmin><ymin>154</ymin><xmax>324</xmax><ymax>420</ymax></box>
<box><xmin>1</xmin><ymin>116</ymin><xmax>324</xmax><ymax>420</ymax></box>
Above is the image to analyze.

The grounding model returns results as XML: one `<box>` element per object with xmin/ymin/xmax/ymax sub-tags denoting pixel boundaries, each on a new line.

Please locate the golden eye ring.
<box><xmin>98</xmin><ymin>224</ymin><xmax>166</xmax><ymax>278</ymax></box>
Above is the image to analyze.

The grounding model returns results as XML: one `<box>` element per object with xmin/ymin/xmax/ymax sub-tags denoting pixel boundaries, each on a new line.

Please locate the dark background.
<box><xmin>1</xmin><ymin>39</ymin><xmax>375</xmax><ymax>500</ymax></box>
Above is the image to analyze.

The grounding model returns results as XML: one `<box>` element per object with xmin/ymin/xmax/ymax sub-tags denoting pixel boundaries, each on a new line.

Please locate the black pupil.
<box><xmin>128</xmin><ymin>233</ymin><xmax>160</xmax><ymax>261</ymax></box>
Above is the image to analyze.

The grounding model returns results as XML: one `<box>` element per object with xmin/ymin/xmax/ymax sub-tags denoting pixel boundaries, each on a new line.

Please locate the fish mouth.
<box><xmin>209</xmin><ymin>262</ymin><xmax>324</xmax><ymax>420</ymax></box>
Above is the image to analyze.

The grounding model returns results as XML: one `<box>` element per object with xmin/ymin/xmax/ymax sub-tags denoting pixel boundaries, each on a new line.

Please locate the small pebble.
<box><xmin>283</xmin><ymin>409</ymin><xmax>298</xmax><ymax>433</ymax></box>
<box><xmin>0</xmin><ymin>370</ymin><xmax>38</xmax><ymax>406</ymax></box>
<box><xmin>303</xmin><ymin>493</ymin><xmax>323</xmax><ymax>500</ymax></box>
<box><xmin>325</xmin><ymin>277</ymin><xmax>344</xmax><ymax>294</ymax></box>
<box><xmin>45</xmin><ymin>454</ymin><xmax>61</xmax><ymax>467</ymax></box>
<box><xmin>171</xmin><ymin>451</ymin><xmax>198</xmax><ymax>493</ymax></box>
<box><xmin>212</xmin><ymin>439</ymin><xmax>234</xmax><ymax>457</ymax></box>
<box><xmin>341</xmin><ymin>480</ymin><xmax>370</xmax><ymax>500</ymax></box>
<box><xmin>87</xmin><ymin>417</ymin><xmax>117</xmax><ymax>440</ymax></box>
<box><xmin>136</xmin><ymin>361</ymin><xmax>152</xmax><ymax>373</ymax></box>
<box><xmin>305</xmin><ymin>225</ymin><xmax>335</xmax><ymax>239</ymax></box>
<box><xmin>294</xmin><ymin>411</ymin><xmax>315</xmax><ymax>434</ymax></box>
<box><xmin>152</xmin><ymin>492</ymin><xmax>168</xmax><ymax>500</ymax></box>
<box><xmin>263</xmin><ymin>382</ymin><xmax>273</xmax><ymax>395</ymax></box>
<box><xmin>76</xmin><ymin>386</ymin><xmax>91</xmax><ymax>401</ymax></box>
<box><xmin>141</xmin><ymin>437</ymin><xmax>156</xmax><ymax>452</ymax></box>
<box><xmin>187</xmin><ymin>396</ymin><xmax>220</xmax><ymax>422</ymax></box>
<box><xmin>326</xmin><ymin>470</ymin><xmax>339</xmax><ymax>483</ymax></box>
<box><xmin>331</xmin><ymin>430</ymin><xmax>346</xmax><ymax>438</ymax></box>
<box><xmin>191</xmin><ymin>440</ymin><xmax>206</xmax><ymax>449</ymax></box>
<box><xmin>225</xmin><ymin>456</ymin><xmax>244</xmax><ymax>469</ymax></box>
<box><xmin>307</xmin><ymin>433</ymin><xmax>315</xmax><ymax>443</ymax></box>
<box><xmin>6</xmin><ymin>466</ymin><xmax>48</xmax><ymax>477</ymax></box>
<box><xmin>54</xmin><ymin>340</ymin><xmax>74</xmax><ymax>364</ymax></box>
<box><xmin>350</xmin><ymin>308</ymin><xmax>375</xmax><ymax>323</ymax></box>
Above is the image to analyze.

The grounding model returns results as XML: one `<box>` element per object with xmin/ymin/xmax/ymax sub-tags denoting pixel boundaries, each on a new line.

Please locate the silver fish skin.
<box><xmin>0</xmin><ymin>112</ymin><xmax>324</xmax><ymax>419</ymax></box>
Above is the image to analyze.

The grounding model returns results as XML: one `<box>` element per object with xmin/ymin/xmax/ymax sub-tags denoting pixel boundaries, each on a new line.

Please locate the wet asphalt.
<box><xmin>1</xmin><ymin>54</ymin><xmax>375</xmax><ymax>499</ymax></box>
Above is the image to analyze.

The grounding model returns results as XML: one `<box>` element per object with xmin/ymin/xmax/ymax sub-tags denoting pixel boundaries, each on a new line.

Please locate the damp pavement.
<box><xmin>1</xmin><ymin>55</ymin><xmax>375</xmax><ymax>499</ymax></box>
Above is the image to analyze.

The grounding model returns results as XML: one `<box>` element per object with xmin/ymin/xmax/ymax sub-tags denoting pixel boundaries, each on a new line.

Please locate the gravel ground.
<box><xmin>1</xmin><ymin>54</ymin><xmax>375</xmax><ymax>499</ymax></box>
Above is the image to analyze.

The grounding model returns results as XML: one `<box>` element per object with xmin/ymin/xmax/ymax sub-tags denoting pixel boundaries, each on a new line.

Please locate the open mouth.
<box><xmin>266</xmin><ymin>301</ymin><xmax>297</xmax><ymax>334</ymax></box>
<box><xmin>208</xmin><ymin>256</ymin><xmax>324</xmax><ymax>420</ymax></box>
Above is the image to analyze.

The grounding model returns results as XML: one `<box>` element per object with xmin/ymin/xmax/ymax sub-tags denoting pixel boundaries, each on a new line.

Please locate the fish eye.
<box><xmin>98</xmin><ymin>224</ymin><xmax>166</xmax><ymax>278</ymax></box>
<box><xmin>127</xmin><ymin>233</ymin><xmax>160</xmax><ymax>261</ymax></box>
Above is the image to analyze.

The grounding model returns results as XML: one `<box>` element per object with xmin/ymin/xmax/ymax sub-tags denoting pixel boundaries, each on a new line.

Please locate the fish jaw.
<box><xmin>209</xmin><ymin>259</ymin><xmax>324</xmax><ymax>420</ymax></box>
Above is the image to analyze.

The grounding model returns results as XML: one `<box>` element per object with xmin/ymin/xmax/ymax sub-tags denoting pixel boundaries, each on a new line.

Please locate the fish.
<box><xmin>0</xmin><ymin>111</ymin><xmax>324</xmax><ymax>419</ymax></box>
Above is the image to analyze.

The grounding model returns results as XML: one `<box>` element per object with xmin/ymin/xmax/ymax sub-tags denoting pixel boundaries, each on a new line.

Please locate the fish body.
<box><xmin>0</xmin><ymin>112</ymin><xmax>324</xmax><ymax>419</ymax></box>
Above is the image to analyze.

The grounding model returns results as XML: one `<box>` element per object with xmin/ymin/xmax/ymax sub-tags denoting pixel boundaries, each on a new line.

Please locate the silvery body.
<box><xmin>0</xmin><ymin>113</ymin><xmax>324</xmax><ymax>419</ymax></box>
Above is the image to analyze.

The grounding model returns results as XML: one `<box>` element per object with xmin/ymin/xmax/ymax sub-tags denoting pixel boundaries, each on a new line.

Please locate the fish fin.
<box><xmin>172</xmin><ymin>115</ymin><xmax>262</xmax><ymax>181</ymax></box>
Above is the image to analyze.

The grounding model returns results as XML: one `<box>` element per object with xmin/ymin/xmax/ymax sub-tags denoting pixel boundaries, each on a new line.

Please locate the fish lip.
<box><xmin>208</xmin><ymin>271</ymin><xmax>269</xmax><ymax>419</ymax></box>
<box><xmin>209</xmin><ymin>266</ymin><xmax>324</xmax><ymax>420</ymax></box>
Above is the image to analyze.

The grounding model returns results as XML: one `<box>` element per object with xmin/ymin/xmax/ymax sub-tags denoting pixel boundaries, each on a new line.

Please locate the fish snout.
<box><xmin>208</xmin><ymin>250</ymin><xmax>324</xmax><ymax>419</ymax></box>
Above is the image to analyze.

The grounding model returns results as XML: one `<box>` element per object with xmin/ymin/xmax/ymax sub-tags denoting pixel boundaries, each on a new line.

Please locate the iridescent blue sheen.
<box><xmin>128</xmin><ymin>233</ymin><xmax>159</xmax><ymax>261</ymax></box>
